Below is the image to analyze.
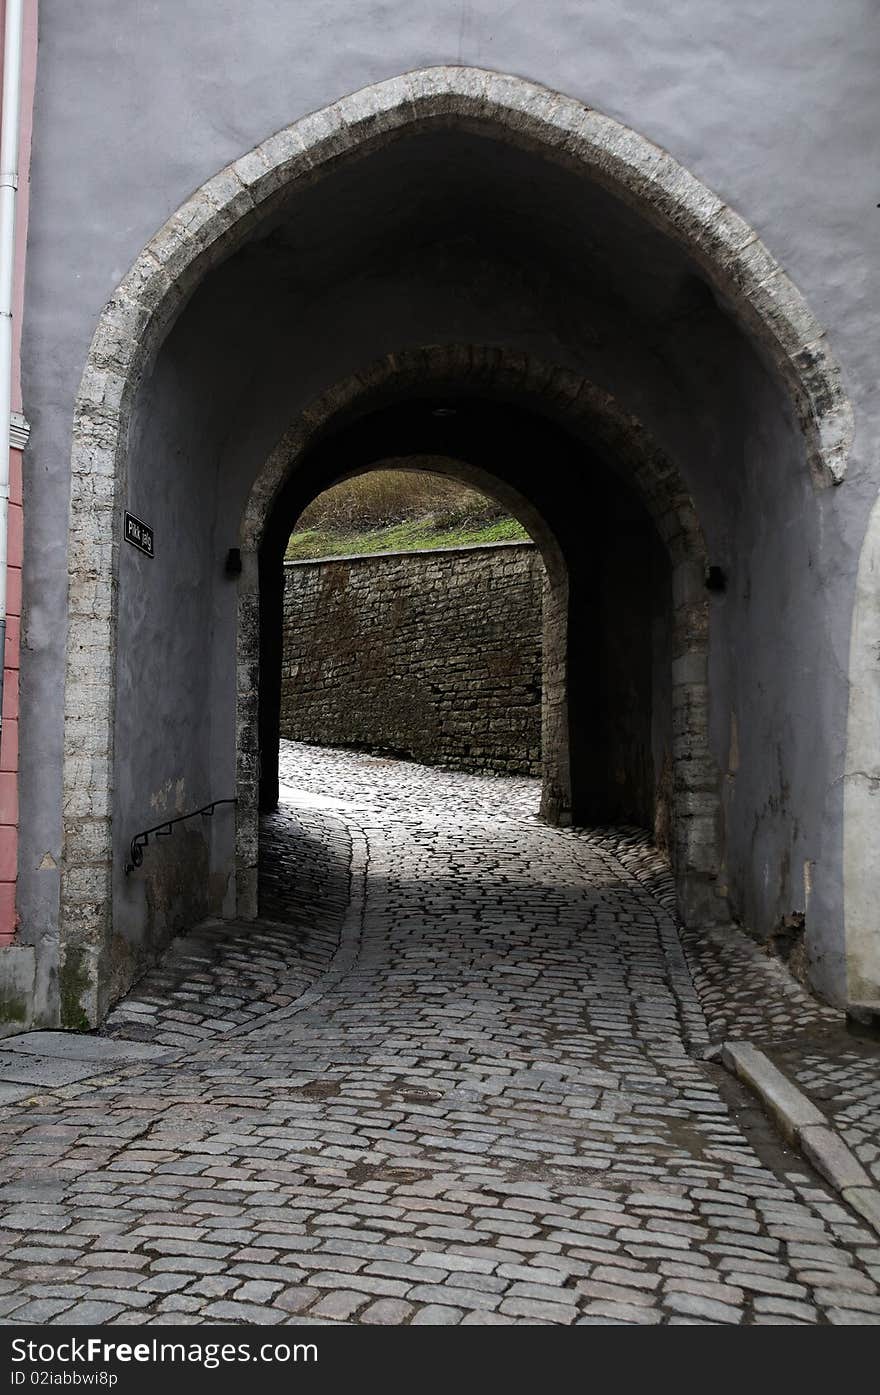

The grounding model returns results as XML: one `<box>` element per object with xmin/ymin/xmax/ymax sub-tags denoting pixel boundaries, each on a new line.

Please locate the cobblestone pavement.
<box><xmin>100</xmin><ymin>805</ymin><xmax>349</xmax><ymax>1048</ymax></box>
<box><xmin>583</xmin><ymin>816</ymin><xmax>880</xmax><ymax>1193</ymax></box>
<box><xmin>0</xmin><ymin>743</ymin><xmax>878</xmax><ymax>1325</ymax></box>
<box><xmin>681</xmin><ymin>924</ymin><xmax>880</xmax><ymax>1189</ymax></box>
<box><xmin>775</xmin><ymin>1047</ymin><xmax>880</xmax><ymax>1190</ymax></box>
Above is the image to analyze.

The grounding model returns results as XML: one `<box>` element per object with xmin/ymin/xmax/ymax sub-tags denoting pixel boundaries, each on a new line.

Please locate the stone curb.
<box><xmin>230</xmin><ymin>818</ymin><xmax>369</xmax><ymax>1039</ymax></box>
<box><xmin>587</xmin><ymin>832</ymin><xmax>711</xmax><ymax>1055</ymax></box>
<box><xmin>721</xmin><ymin>1041</ymin><xmax>880</xmax><ymax>1236</ymax></box>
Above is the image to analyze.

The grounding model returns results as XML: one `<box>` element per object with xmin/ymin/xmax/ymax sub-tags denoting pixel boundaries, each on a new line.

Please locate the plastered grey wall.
<box><xmin>108</xmin><ymin>338</ymin><xmax>237</xmax><ymax>1002</ymax></box>
<box><xmin>16</xmin><ymin>2</ymin><xmax>880</xmax><ymax>1016</ymax></box>
<box><xmin>281</xmin><ymin>543</ymin><xmax>544</xmax><ymax>776</ymax></box>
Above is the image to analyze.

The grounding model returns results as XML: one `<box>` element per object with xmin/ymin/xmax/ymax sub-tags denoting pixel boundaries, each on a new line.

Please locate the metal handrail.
<box><xmin>124</xmin><ymin>798</ymin><xmax>236</xmax><ymax>875</ymax></box>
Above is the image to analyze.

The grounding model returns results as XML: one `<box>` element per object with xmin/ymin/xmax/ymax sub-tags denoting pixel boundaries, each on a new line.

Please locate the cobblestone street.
<box><xmin>0</xmin><ymin>744</ymin><xmax>878</xmax><ymax>1325</ymax></box>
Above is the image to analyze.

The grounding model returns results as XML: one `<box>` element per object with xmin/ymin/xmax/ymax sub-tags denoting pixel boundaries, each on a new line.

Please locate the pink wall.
<box><xmin>0</xmin><ymin>0</ymin><xmax>38</xmax><ymax>943</ymax></box>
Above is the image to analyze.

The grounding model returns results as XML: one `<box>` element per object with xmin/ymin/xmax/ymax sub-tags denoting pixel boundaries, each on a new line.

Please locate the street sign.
<box><xmin>124</xmin><ymin>511</ymin><xmax>154</xmax><ymax>558</ymax></box>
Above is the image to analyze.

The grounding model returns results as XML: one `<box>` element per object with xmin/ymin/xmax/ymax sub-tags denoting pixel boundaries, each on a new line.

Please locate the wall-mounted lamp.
<box><xmin>225</xmin><ymin>547</ymin><xmax>242</xmax><ymax>576</ymax></box>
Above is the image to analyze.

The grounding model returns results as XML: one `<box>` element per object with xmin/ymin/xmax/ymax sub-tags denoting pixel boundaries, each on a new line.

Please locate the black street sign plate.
<box><xmin>124</xmin><ymin>511</ymin><xmax>154</xmax><ymax>557</ymax></box>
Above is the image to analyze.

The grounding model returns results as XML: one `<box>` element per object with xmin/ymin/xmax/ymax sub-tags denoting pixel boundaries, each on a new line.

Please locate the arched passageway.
<box><xmin>60</xmin><ymin>69</ymin><xmax>860</xmax><ymax>1024</ymax></box>
<box><xmin>265</xmin><ymin>456</ymin><xmax>566</xmax><ymax>818</ymax></box>
<box><xmin>247</xmin><ymin>354</ymin><xmax>709</xmax><ymax>934</ymax></box>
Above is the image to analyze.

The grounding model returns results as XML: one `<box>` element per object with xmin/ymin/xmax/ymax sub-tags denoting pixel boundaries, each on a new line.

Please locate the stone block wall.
<box><xmin>280</xmin><ymin>542</ymin><xmax>544</xmax><ymax>775</ymax></box>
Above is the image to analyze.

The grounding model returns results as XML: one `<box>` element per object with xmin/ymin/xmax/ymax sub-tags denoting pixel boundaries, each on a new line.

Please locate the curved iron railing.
<box><xmin>124</xmin><ymin>798</ymin><xmax>236</xmax><ymax>875</ymax></box>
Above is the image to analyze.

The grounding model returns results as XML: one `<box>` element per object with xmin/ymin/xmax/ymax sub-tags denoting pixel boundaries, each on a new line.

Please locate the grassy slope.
<box><xmin>286</xmin><ymin>514</ymin><xmax>530</xmax><ymax>561</ymax></box>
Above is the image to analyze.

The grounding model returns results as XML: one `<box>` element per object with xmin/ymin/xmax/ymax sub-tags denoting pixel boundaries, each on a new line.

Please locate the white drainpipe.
<box><xmin>0</xmin><ymin>0</ymin><xmax>24</xmax><ymax>732</ymax></box>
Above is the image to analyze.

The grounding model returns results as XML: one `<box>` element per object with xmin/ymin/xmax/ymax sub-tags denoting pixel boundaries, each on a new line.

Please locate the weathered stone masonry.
<box><xmin>281</xmin><ymin>541</ymin><xmax>545</xmax><ymax>776</ymax></box>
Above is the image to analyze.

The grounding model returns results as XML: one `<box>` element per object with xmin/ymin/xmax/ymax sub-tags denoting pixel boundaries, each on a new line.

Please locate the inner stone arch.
<box><xmin>60</xmin><ymin>68</ymin><xmax>855</xmax><ymax>1023</ymax></box>
<box><xmin>235</xmin><ymin>348</ymin><xmax>713</xmax><ymax>936</ymax></box>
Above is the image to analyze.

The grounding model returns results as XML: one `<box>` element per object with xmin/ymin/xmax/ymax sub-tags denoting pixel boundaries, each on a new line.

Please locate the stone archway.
<box><xmin>61</xmin><ymin>68</ymin><xmax>852</xmax><ymax>1024</ymax></box>
<box><xmin>233</xmin><ymin>346</ymin><xmax>713</xmax><ymax>931</ymax></box>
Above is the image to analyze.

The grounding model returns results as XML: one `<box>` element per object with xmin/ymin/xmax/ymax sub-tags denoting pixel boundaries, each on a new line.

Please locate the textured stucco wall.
<box><xmin>281</xmin><ymin>543</ymin><xmax>544</xmax><ymax>776</ymax></box>
<box><xmin>14</xmin><ymin>2</ymin><xmax>880</xmax><ymax>1017</ymax></box>
<box><xmin>0</xmin><ymin>0</ymin><xmax>39</xmax><ymax>1025</ymax></box>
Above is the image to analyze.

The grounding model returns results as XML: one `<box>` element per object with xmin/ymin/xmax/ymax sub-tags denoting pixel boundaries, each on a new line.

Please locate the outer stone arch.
<box><xmin>233</xmin><ymin>346</ymin><xmax>715</xmax><ymax>932</ymax></box>
<box><xmin>62</xmin><ymin>67</ymin><xmax>852</xmax><ymax>1023</ymax></box>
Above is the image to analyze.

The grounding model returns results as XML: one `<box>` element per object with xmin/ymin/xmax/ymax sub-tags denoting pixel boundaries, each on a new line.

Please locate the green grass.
<box><xmin>286</xmin><ymin>514</ymin><xmax>530</xmax><ymax>561</ymax></box>
<box><xmin>286</xmin><ymin>469</ymin><xmax>532</xmax><ymax>560</ymax></box>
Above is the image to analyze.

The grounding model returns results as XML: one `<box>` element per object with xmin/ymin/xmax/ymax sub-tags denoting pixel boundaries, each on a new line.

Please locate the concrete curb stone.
<box><xmin>720</xmin><ymin>1041</ymin><xmax>824</xmax><ymax>1140</ymax></box>
<box><xmin>721</xmin><ymin>1040</ymin><xmax>880</xmax><ymax>1237</ymax></box>
<box><xmin>799</xmin><ymin>1126</ymin><xmax>872</xmax><ymax>1191</ymax></box>
<box><xmin>842</xmin><ymin>1187</ymin><xmax>880</xmax><ymax>1234</ymax></box>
